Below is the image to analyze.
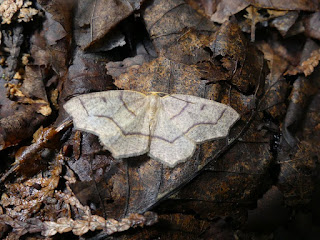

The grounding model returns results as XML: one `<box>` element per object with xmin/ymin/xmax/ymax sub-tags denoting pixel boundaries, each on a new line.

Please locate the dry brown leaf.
<box><xmin>1</xmin><ymin>172</ymin><xmax>157</xmax><ymax>238</ymax></box>
<box><xmin>1</xmin><ymin>0</ymin><xmax>320</xmax><ymax>239</ymax></box>
<box><xmin>285</xmin><ymin>39</ymin><xmax>320</xmax><ymax>76</ymax></box>
<box><xmin>249</xmin><ymin>0</ymin><xmax>319</xmax><ymax>11</ymax></box>
<box><xmin>207</xmin><ymin>20</ymin><xmax>267</xmax><ymax>95</ymax></box>
<box><xmin>257</xmin><ymin>42</ymin><xmax>289</xmax><ymax>120</ymax></box>
<box><xmin>106</xmin><ymin>52</ymin><xmax>155</xmax><ymax>78</ymax></box>
<box><xmin>270</xmin><ymin>11</ymin><xmax>299</xmax><ymax>37</ymax></box>
<box><xmin>244</xmin><ymin>6</ymin><xmax>288</xmax><ymax>41</ymax></box>
<box><xmin>279</xmin><ymin>138</ymin><xmax>319</xmax><ymax>205</ymax></box>
<box><xmin>211</xmin><ymin>0</ymin><xmax>249</xmax><ymax>23</ymax></box>
<box><xmin>0</xmin><ymin>81</ymin><xmax>48</xmax><ymax>151</ymax></box>
<box><xmin>5</xmin><ymin>83</ymin><xmax>52</xmax><ymax>116</ymax></box>
<box><xmin>114</xmin><ymin>54</ymin><xmax>207</xmax><ymax>94</ymax></box>
<box><xmin>74</xmin><ymin>0</ymin><xmax>144</xmax><ymax>50</ymax></box>
<box><xmin>304</xmin><ymin>12</ymin><xmax>320</xmax><ymax>40</ymax></box>
<box><xmin>142</xmin><ymin>0</ymin><xmax>217</xmax><ymax>55</ymax></box>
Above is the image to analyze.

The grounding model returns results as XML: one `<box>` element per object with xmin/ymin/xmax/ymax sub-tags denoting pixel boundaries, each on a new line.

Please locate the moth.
<box><xmin>64</xmin><ymin>90</ymin><xmax>240</xmax><ymax>167</ymax></box>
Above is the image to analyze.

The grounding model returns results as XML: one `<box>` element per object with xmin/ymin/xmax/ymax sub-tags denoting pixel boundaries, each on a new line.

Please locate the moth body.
<box><xmin>146</xmin><ymin>93</ymin><xmax>161</xmax><ymax>139</ymax></box>
<box><xmin>63</xmin><ymin>90</ymin><xmax>240</xmax><ymax>167</ymax></box>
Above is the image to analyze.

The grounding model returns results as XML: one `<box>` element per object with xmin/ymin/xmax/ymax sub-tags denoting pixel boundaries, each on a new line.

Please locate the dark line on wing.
<box><xmin>94</xmin><ymin>108</ymin><xmax>227</xmax><ymax>144</ymax></box>
<box><xmin>157</xmin><ymin>108</ymin><xmax>228</xmax><ymax>143</ymax></box>
<box><xmin>95</xmin><ymin>115</ymin><xmax>149</xmax><ymax>138</ymax></box>
<box><xmin>95</xmin><ymin>115</ymin><xmax>183</xmax><ymax>143</ymax></box>
<box><xmin>78</xmin><ymin>98</ymin><xmax>89</xmax><ymax>116</ymax></box>
<box><xmin>119</xmin><ymin>91</ymin><xmax>136</xmax><ymax>116</ymax></box>
<box><xmin>170</xmin><ymin>101</ymin><xmax>189</xmax><ymax>120</ymax></box>
<box><xmin>167</xmin><ymin>95</ymin><xmax>194</xmax><ymax>103</ymax></box>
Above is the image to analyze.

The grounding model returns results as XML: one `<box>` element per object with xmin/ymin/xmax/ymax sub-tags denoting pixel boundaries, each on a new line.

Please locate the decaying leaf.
<box><xmin>282</xmin><ymin>76</ymin><xmax>318</xmax><ymax>146</ymax></box>
<box><xmin>277</xmin><ymin>88</ymin><xmax>320</xmax><ymax>206</ymax></box>
<box><xmin>270</xmin><ymin>11</ymin><xmax>299</xmax><ymax>37</ymax></box>
<box><xmin>304</xmin><ymin>11</ymin><xmax>320</xmax><ymax>40</ymax></box>
<box><xmin>285</xmin><ymin>39</ymin><xmax>320</xmax><ymax>76</ymax></box>
<box><xmin>1</xmin><ymin>0</ymin><xmax>320</xmax><ymax>238</ymax></box>
<box><xmin>0</xmin><ymin>121</ymin><xmax>71</xmax><ymax>182</ymax></box>
<box><xmin>205</xmin><ymin>20</ymin><xmax>267</xmax><ymax>95</ymax></box>
<box><xmin>5</xmin><ymin>82</ymin><xmax>52</xmax><ymax>116</ymax></box>
<box><xmin>106</xmin><ymin>50</ymin><xmax>155</xmax><ymax>77</ymax></box>
<box><xmin>244</xmin><ymin>6</ymin><xmax>288</xmax><ymax>41</ymax></box>
<box><xmin>250</xmin><ymin>0</ymin><xmax>318</xmax><ymax>11</ymax></box>
<box><xmin>74</xmin><ymin>0</ymin><xmax>144</xmax><ymax>50</ymax></box>
<box><xmin>35</xmin><ymin>0</ymin><xmax>73</xmax><ymax>79</ymax></box>
<box><xmin>142</xmin><ymin>0</ymin><xmax>217</xmax><ymax>55</ymax></box>
<box><xmin>257</xmin><ymin>42</ymin><xmax>289</xmax><ymax>120</ymax></box>
<box><xmin>0</xmin><ymin>102</ymin><xmax>47</xmax><ymax>151</ymax></box>
<box><xmin>0</xmin><ymin>152</ymin><xmax>157</xmax><ymax>238</ymax></box>
<box><xmin>114</xmin><ymin>54</ymin><xmax>208</xmax><ymax>95</ymax></box>
<box><xmin>211</xmin><ymin>0</ymin><xmax>249</xmax><ymax>24</ymax></box>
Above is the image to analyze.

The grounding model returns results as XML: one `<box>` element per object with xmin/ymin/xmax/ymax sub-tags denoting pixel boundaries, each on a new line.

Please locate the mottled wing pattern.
<box><xmin>160</xmin><ymin>94</ymin><xmax>240</xmax><ymax>143</ymax></box>
<box><xmin>63</xmin><ymin>90</ymin><xmax>151</xmax><ymax>158</ymax></box>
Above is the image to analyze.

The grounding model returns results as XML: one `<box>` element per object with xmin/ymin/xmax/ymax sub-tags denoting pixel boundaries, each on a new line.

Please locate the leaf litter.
<box><xmin>0</xmin><ymin>0</ymin><xmax>320</xmax><ymax>239</ymax></box>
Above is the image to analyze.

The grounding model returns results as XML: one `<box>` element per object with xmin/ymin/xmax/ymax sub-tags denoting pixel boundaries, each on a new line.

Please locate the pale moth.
<box><xmin>63</xmin><ymin>90</ymin><xmax>240</xmax><ymax>167</ymax></box>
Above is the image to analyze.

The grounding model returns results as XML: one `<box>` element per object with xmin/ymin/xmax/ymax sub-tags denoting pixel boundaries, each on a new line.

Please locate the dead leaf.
<box><xmin>0</xmin><ymin>96</ymin><xmax>47</xmax><ymax>151</ymax></box>
<box><xmin>11</xmin><ymin>121</ymin><xmax>71</xmax><ymax>179</ymax></box>
<box><xmin>1</xmin><ymin>0</ymin><xmax>320</xmax><ymax>239</ymax></box>
<box><xmin>304</xmin><ymin>12</ymin><xmax>320</xmax><ymax>41</ymax></box>
<box><xmin>206</xmin><ymin>20</ymin><xmax>267</xmax><ymax>95</ymax></box>
<box><xmin>20</xmin><ymin>66</ymin><xmax>49</xmax><ymax>100</ymax></box>
<box><xmin>249</xmin><ymin>0</ymin><xmax>319</xmax><ymax>11</ymax></box>
<box><xmin>106</xmin><ymin>47</ymin><xmax>155</xmax><ymax>78</ymax></box>
<box><xmin>5</xmin><ymin>81</ymin><xmax>52</xmax><ymax>116</ymax></box>
<box><xmin>257</xmin><ymin>42</ymin><xmax>289</xmax><ymax>120</ymax></box>
<box><xmin>58</xmin><ymin>49</ymin><xmax>114</xmax><ymax>107</ymax></box>
<box><xmin>74</xmin><ymin>0</ymin><xmax>144</xmax><ymax>50</ymax></box>
<box><xmin>285</xmin><ymin>39</ymin><xmax>320</xmax><ymax>76</ymax></box>
<box><xmin>211</xmin><ymin>0</ymin><xmax>249</xmax><ymax>23</ymax></box>
<box><xmin>246</xmin><ymin>186</ymin><xmax>289</xmax><ymax>232</ymax></box>
<box><xmin>244</xmin><ymin>6</ymin><xmax>288</xmax><ymax>41</ymax></box>
<box><xmin>142</xmin><ymin>0</ymin><xmax>218</xmax><ymax>55</ymax></box>
<box><xmin>282</xmin><ymin>76</ymin><xmax>318</xmax><ymax>147</ymax></box>
<box><xmin>114</xmin><ymin>54</ymin><xmax>208</xmax><ymax>95</ymax></box>
<box><xmin>270</xmin><ymin>11</ymin><xmax>299</xmax><ymax>37</ymax></box>
<box><xmin>278</xmin><ymin>98</ymin><xmax>320</xmax><ymax>205</ymax></box>
<box><xmin>36</xmin><ymin>0</ymin><xmax>73</xmax><ymax>78</ymax></box>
